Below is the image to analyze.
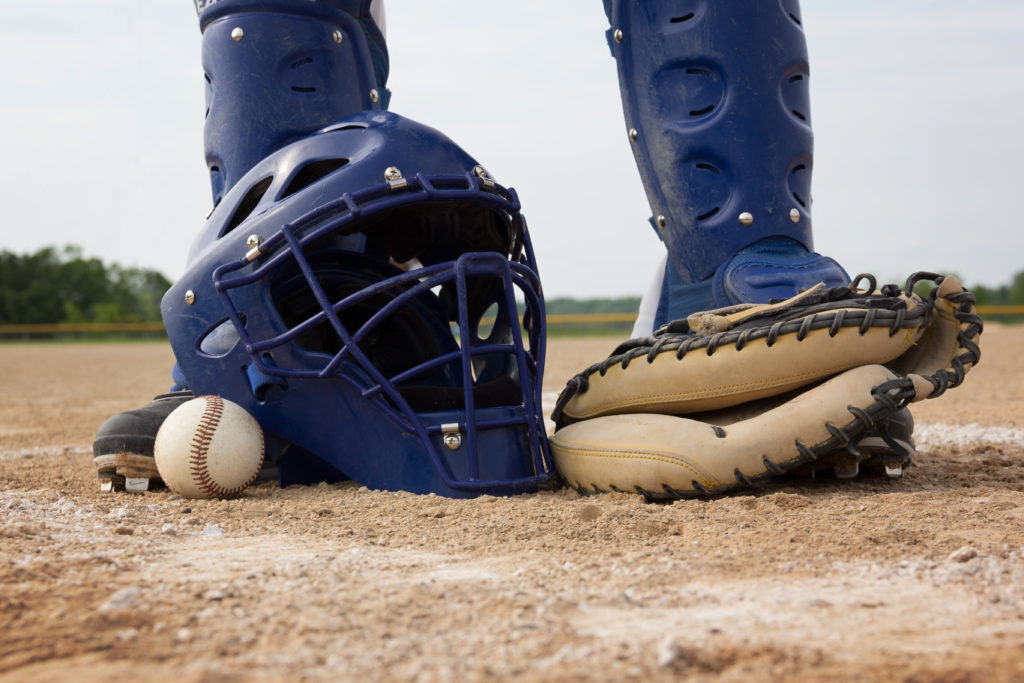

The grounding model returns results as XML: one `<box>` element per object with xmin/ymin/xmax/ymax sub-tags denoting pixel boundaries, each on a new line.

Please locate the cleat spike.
<box><xmin>124</xmin><ymin>477</ymin><xmax>150</xmax><ymax>493</ymax></box>
<box><xmin>93</xmin><ymin>391</ymin><xmax>193</xmax><ymax>493</ymax></box>
<box><xmin>834</xmin><ymin>459</ymin><xmax>859</xmax><ymax>479</ymax></box>
<box><xmin>884</xmin><ymin>462</ymin><xmax>903</xmax><ymax>479</ymax></box>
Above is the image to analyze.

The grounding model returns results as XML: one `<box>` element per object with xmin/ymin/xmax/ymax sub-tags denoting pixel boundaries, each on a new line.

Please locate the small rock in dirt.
<box><xmin>658</xmin><ymin>637</ymin><xmax>680</xmax><ymax>667</ymax></box>
<box><xmin>160</xmin><ymin>524</ymin><xmax>177</xmax><ymax>536</ymax></box>
<box><xmin>180</xmin><ymin>508</ymin><xmax>192</xmax><ymax>514</ymax></box>
<box><xmin>114</xmin><ymin>525</ymin><xmax>134</xmax><ymax>536</ymax></box>
<box><xmin>100</xmin><ymin>586</ymin><xmax>141</xmax><ymax>612</ymax></box>
<box><xmin>949</xmin><ymin>546</ymin><xmax>978</xmax><ymax>563</ymax></box>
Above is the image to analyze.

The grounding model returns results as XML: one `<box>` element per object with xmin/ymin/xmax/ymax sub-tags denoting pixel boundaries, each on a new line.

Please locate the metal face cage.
<box><xmin>205</xmin><ymin>170</ymin><xmax>553</xmax><ymax>495</ymax></box>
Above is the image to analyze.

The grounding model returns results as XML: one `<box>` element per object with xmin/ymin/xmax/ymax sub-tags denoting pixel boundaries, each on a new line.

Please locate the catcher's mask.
<box><xmin>162</xmin><ymin>111</ymin><xmax>554</xmax><ymax>497</ymax></box>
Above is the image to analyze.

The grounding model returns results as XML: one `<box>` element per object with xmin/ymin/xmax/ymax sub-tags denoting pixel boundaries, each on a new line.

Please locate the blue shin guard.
<box><xmin>198</xmin><ymin>0</ymin><xmax>388</xmax><ymax>206</ymax></box>
<box><xmin>606</xmin><ymin>0</ymin><xmax>848</xmax><ymax>325</ymax></box>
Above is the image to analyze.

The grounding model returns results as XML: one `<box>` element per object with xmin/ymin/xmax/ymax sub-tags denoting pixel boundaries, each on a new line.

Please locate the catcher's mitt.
<box><xmin>549</xmin><ymin>273</ymin><xmax>982</xmax><ymax>498</ymax></box>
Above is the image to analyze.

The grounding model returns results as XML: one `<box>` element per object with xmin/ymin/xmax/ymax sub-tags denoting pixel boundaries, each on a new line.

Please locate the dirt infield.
<box><xmin>2</xmin><ymin>327</ymin><xmax>1024</xmax><ymax>681</ymax></box>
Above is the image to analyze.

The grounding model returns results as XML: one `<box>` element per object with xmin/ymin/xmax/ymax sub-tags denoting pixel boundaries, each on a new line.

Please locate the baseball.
<box><xmin>154</xmin><ymin>395</ymin><xmax>265</xmax><ymax>499</ymax></box>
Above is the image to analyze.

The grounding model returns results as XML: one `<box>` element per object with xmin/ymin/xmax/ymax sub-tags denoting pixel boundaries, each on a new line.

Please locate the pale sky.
<box><xmin>1</xmin><ymin>1</ymin><xmax>1021</xmax><ymax>297</ymax></box>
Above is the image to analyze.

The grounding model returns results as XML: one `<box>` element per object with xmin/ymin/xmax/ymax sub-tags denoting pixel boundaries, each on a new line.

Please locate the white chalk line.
<box><xmin>915</xmin><ymin>422</ymin><xmax>1024</xmax><ymax>449</ymax></box>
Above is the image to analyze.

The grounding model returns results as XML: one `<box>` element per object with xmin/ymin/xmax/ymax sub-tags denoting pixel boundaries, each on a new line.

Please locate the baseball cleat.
<box><xmin>856</xmin><ymin>408</ymin><xmax>915</xmax><ymax>478</ymax></box>
<box><xmin>93</xmin><ymin>390</ymin><xmax>194</xmax><ymax>492</ymax></box>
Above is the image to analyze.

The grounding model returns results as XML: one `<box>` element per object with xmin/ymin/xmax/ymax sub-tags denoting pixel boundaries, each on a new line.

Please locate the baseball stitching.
<box><xmin>186</xmin><ymin>395</ymin><xmax>263</xmax><ymax>498</ymax></box>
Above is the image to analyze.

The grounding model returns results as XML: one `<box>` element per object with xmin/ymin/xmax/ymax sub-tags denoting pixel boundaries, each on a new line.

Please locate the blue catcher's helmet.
<box><xmin>162</xmin><ymin>111</ymin><xmax>554</xmax><ymax>497</ymax></box>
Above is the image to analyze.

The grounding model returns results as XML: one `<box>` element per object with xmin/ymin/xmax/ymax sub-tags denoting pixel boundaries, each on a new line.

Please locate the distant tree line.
<box><xmin>545</xmin><ymin>296</ymin><xmax>642</xmax><ymax>316</ymax></box>
<box><xmin>971</xmin><ymin>271</ymin><xmax>1024</xmax><ymax>308</ymax></box>
<box><xmin>0</xmin><ymin>246</ymin><xmax>171</xmax><ymax>325</ymax></box>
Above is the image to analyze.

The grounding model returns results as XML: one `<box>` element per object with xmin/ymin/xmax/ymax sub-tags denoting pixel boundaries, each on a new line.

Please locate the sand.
<box><xmin>1</xmin><ymin>326</ymin><xmax>1023</xmax><ymax>681</ymax></box>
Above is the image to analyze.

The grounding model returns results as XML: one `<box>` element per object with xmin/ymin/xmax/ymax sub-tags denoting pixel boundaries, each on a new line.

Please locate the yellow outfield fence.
<box><xmin>0</xmin><ymin>305</ymin><xmax>1022</xmax><ymax>336</ymax></box>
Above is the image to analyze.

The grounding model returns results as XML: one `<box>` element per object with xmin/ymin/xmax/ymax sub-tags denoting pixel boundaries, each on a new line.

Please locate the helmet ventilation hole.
<box><xmin>222</xmin><ymin>176</ymin><xmax>274</xmax><ymax>236</ymax></box>
<box><xmin>282</xmin><ymin>159</ymin><xmax>349</xmax><ymax>198</ymax></box>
